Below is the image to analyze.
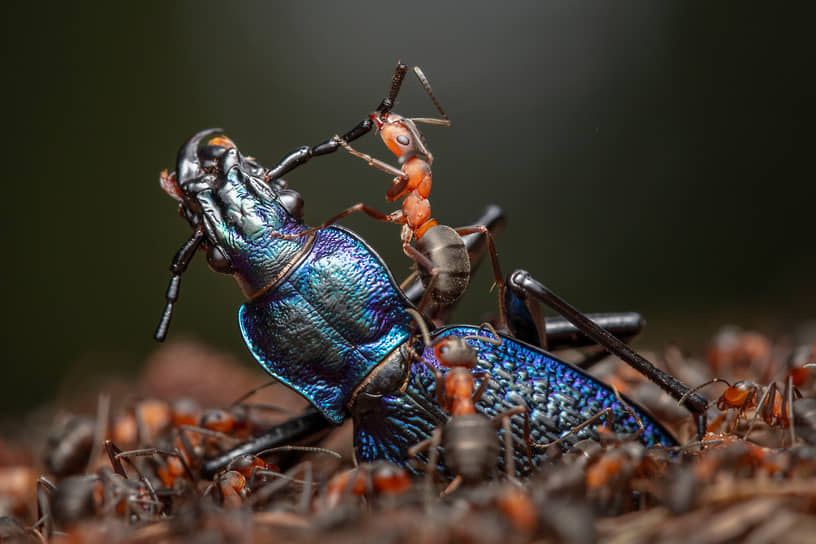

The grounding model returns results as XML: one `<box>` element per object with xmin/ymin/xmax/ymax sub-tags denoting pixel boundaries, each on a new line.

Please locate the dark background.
<box><xmin>4</xmin><ymin>2</ymin><xmax>813</xmax><ymax>416</ymax></box>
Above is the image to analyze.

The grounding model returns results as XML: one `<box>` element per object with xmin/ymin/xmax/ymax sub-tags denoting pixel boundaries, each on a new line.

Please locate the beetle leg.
<box><xmin>506</xmin><ymin>269</ymin><xmax>708</xmax><ymax>440</ymax></box>
<box><xmin>264</xmin><ymin>119</ymin><xmax>374</xmax><ymax>182</ymax></box>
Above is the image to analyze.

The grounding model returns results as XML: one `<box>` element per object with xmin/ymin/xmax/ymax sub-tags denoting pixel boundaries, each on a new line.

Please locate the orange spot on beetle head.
<box><xmin>207</xmin><ymin>136</ymin><xmax>235</xmax><ymax>149</ymax></box>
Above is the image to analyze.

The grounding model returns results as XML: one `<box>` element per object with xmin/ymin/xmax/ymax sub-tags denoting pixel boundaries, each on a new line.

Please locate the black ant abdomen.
<box><xmin>415</xmin><ymin>224</ymin><xmax>470</xmax><ymax>305</ymax></box>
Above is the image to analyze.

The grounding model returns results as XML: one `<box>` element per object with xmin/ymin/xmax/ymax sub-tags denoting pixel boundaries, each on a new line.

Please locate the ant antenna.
<box><xmin>412</xmin><ymin>66</ymin><xmax>451</xmax><ymax>126</ymax></box>
<box><xmin>405</xmin><ymin>308</ymin><xmax>433</xmax><ymax>347</ymax></box>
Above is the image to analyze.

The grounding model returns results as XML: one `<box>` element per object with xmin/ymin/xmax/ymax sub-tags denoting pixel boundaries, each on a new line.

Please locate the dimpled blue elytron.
<box><xmin>352</xmin><ymin>325</ymin><xmax>676</xmax><ymax>472</ymax></box>
<box><xmin>239</xmin><ymin>226</ymin><xmax>414</xmax><ymax>424</ymax></box>
<box><xmin>433</xmin><ymin>327</ymin><xmax>676</xmax><ymax>448</ymax></box>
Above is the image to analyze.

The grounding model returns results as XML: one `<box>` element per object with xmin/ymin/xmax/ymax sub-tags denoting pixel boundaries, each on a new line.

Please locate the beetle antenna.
<box><xmin>154</xmin><ymin>227</ymin><xmax>205</xmax><ymax>341</ymax></box>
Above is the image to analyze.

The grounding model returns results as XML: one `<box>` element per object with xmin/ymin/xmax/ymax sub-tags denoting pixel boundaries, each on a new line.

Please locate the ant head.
<box><xmin>434</xmin><ymin>337</ymin><xmax>478</xmax><ymax>369</ymax></box>
<box><xmin>375</xmin><ymin>113</ymin><xmax>432</xmax><ymax>163</ymax></box>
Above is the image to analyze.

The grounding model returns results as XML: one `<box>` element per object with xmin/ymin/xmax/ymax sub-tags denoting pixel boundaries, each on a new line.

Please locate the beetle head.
<box><xmin>160</xmin><ymin>129</ymin><xmax>309</xmax><ymax>300</ymax></box>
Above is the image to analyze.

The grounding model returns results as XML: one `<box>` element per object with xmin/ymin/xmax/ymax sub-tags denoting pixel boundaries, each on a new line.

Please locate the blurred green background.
<box><xmin>4</xmin><ymin>2</ymin><xmax>813</xmax><ymax>416</ymax></box>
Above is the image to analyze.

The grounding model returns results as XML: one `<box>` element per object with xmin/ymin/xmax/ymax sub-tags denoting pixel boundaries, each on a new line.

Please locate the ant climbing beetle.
<box><xmin>274</xmin><ymin>63</ymin><xmax>504</xmax><ymax>315</ymax></box>
<box><xmin>154</xmin><ymin>62</ymin><xmax>710</xmax><ymax>477</ymax></box>
<box><xmin>405</xmin><ymin>308</ymin><xmax>528</xmax><ymax>486</ymax></box>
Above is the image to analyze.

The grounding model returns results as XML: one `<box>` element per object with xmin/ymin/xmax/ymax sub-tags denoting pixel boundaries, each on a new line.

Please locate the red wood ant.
<box><xmin>322</xmin><ymin>461</ymin><xmax>412</xmax><ymax>509</ymax></box>
<box><xmin>405</xmin><ymin>309</ymin><xmax>527</xmax><ymax>491</ymax></box>
<box><xmin>275</xmin><ymin>63</ymin><xmax>506</xmax><ymax>317</ymax></box>
<box><xmin>200</xmin><ymin>445</ymin><xmax>339</xmax><ymax>512</ymax></box>
<box><xmin>680</xmin><ymin>365</ymin><xmax>815</xmax><ymax>443</ymax></box>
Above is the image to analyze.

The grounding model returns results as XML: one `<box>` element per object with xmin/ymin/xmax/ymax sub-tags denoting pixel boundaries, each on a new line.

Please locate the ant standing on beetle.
<box><xmin>404</xmin><ymin>308</ymin><xmax>528</xmax><ymax>495</ymax></box>
<box><xmin>275</xmin><ymin>63</ymin><xmax>507</xmax><ymax>319</ymax></box>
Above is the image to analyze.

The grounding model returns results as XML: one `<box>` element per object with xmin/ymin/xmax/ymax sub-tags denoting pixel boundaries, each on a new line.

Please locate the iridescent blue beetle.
<box><xmin>155</xmin><ymin>68</ymin><xmax>708</xmax><ymax>478</ymax></box>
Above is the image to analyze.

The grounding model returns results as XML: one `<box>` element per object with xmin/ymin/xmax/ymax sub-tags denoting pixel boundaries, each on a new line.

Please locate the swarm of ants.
<box><xmin>0</xmin><ymin>326</ymin><xmax>813</xmax><ymax>544</ymax></box>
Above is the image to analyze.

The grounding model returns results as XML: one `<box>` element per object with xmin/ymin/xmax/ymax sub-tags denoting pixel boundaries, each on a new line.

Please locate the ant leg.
<box><xmin>249</xmin><ymin>462</ymin><xmax>314</xmax><ymax>513</ymax></box>
<box><xmin>502</xmin><ymin>414</ymin><xmax>515</xmax><ymax>479</ymax></box>
<box><xmin>403</xmin><ymin>205</ymin><xmax>505</xmax><ymax>313</ymax></box>
<box><xmin>786</xmin><ymin>376</ymin><xmax>796</xmax><ymax>445</ymax></box>
<box><xmin>109</xmin><ymin>442</ymin><xmax>197</xmax><ymax>483</ymax></box>
<box><xmin>104</xmin><ymin>440</ymin><xmax>129</xmax><ymax>477</ymax></box>
<box><xmin>405</xmin><ymin>308</ymin><xmax>449</xmax><ymax>408</ymax></box>
<box><xmin>455</xmin><ymin>225</ymin><xmax>506</xmax><ymax>329</ymax></box>
<box><xmin>408</xmin><ymin>427</ymin><xmax>442</xmax><ymax>508</ymax></box>
<box><xmin>490</xmin><ymin>405</ymin><xmax>527</xmax><ymax>479</ymax></box>
<box><xmin>730</xmin><ymin>387</ymin><xmax>758</xmax><ymax>434</ymax></box>
<box><xmin>677</xmin><ymin>378</ymin><xmax>731</xmax><ymax>407</ymax></box>
<box><xmin>744</xmin><ymin>385</ymin><xmax>773</xmax><ymax>440</ymax></box>
<box><xmin>87</xmin><ymin>394</ymin><xmax>110</xmax><ymax>473</ymax></box>
<box><xmin>104</xmin><ymin>441</ymin><xmax>163</xmax><ymax>515</ymax></box>
<box><xmin>334</xmin><ymin>133</ymin><xmax>415</xmax><ymax>202</ymax></box>
<box><xmin>333</xmin><ymin>136</ymin><xmax>408</xmax><ymax>180</ymax></box>
<box><xmin>403</xmin><ymin>243</ymin><xmax>442</xmax><ymax>314</ymax></box>
<box><xmin>793</xmin><ymin>397</ymin><xmax>816</xmax><ymax>445</ymax></box>
<box><xmin>275</xmin><ymin>202</ymin><xmax>396</xmax><ymax>240</ymax></box>
<box><xmin>228</xmin><ymin>380</ymin><xmax>279</xmax><ymax>407</ymax></box>
<box><xmin>35</xmin><ymin>477</ymin><xmax>55</xmax><ymax>541</ymax></box>
<box><xmin>612</xmin><ymin>386</ymin><xmax>645</xmax><ymax>442</ymax></box>
<box><xmin>529</xmin><ymin>408</ymin><xmax>615</xmax><ymax>451</ymax></box>
<box><xmin>506</xmin><ymin>269</ymin><xmax>709</xmax><ymax>439</ymax></box>
<box><xmin>440</xmin><ymin>476</ymin><xmax>462</xmax><ymax>497</ymax></box>
<box><xmin>471</xmin><ymin>371</ymin><xmax>490</xmax><ymax>404</ymax></box>
<box><xmin>399</xmin><ymin>270</ymin><xmax>420</xmax><ymax>292</ymax></box>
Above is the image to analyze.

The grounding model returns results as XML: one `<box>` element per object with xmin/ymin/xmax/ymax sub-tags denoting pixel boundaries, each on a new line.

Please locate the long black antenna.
<box><xmin>154</xmin><ymin>227</ymin><xmax>205</xmax><ymax>341</ymax></box>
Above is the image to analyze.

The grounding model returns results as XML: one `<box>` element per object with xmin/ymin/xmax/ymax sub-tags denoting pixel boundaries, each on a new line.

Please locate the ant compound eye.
<box><xmin>396</xmin><ymin>135</ymin><xmax>410</xmax><ymax>146</ymax></box>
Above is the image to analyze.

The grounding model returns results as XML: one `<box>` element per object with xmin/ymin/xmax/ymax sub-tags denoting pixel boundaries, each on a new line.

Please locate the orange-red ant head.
<box><xmin>226</xmin><ymin>454</ymin><xmax>268</xmax><ymax>479</ymax></box>
<box><xmin>370</xmin><ymin>463</ymin><xmax>411</xmax><ymax>495</ymax></box>
<box><xmin>200</xmin><ymin>409</ymin><xmax>236</xmax><ymax>434</ymax></box>
<box><xmin>369</xmin><ymin>112</ymin><xmax>432</xmax><ymax>164</ymax></box>
<box><xmin>434</xmin><ymin>337</ymin><xmax>478</xmax><ymax>369</ymax></box>
<box><xmin>717</xmin><ymin>381</ymin><xmax>758</xmax><ymax>411</ymax></box>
